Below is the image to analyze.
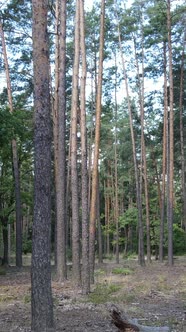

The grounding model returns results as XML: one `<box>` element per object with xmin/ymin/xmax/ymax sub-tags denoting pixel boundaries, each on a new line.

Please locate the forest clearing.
<box><xmin>0</xmin><ymin>256</ymin><xmax>185</xmax><ymax>331</ymax></box>
<box><xmin>1</xmin><ymin>0</ymin><xmax>186</xmax><ymax>330</ymax></box>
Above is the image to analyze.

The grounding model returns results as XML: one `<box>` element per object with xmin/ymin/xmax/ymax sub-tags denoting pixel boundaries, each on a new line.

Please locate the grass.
<box><xmin>24</xmin><ymin>294</ymin><xmax>31</xmax><ymax>303</ymax></box>
<box><xmin>0</xmin><ymin>294</ymin><xmax>16</xmax><ymax>302</ymax></box>
<box><xmin>88</xmin><ymin>283</ymin><xmax>121</xmax><ymax>304</ymax></box>
<box><xmin>112</xmin><ymin>267</ymin><xmax>133</xmax><ymax>275</ymax></box>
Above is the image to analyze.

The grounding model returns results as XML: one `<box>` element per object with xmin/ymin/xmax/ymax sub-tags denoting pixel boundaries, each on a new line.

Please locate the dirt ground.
<box><xmin>0</xmin><ymin>256</ymin><xmax>186</xmax><ymax>331</ymax></box>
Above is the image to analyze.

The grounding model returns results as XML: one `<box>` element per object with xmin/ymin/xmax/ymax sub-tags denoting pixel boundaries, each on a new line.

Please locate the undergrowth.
<box><xmin>112</xmin><ymin>267</ymin><xmax>133</xmax><ymax>275</ymax></box>
<box><xmin>88</xmin><ymin>283</ymin><xmax>121</xmax><ymax>304</ymax></box>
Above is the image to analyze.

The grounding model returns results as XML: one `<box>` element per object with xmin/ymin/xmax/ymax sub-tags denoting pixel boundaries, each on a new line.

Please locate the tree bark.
<box><xmin>179</xmin><ymin>31</ymin><xmax>186</xmax><ymax>231</ymax></box>
<box><xmin>89</xmin><ymin>0</ymin><xmax>105</xmax><ymax>283</ymax></box>
<box><xmin>56</xmin><ymin>0</ymin><xmax>67</xmax><ymax>282</ymax></box>
<box><xmin>71</xmin><ymin>0</ymin><xmax>81</xmax><ymax>286</ymax></box>
<box><xmin>0</xmin><ymin>19</ymin><xmax>22</xmax><ymax>268</ymax></box>
<box><xmin>79</xmin><ymin>0</ymin><xmax>90</xmax><ymax>294</ymax></box>
<box><xmin>159</xmin><ymin>42</ymin><xmax>168</xmax><ymax>262</ymax></box>
<box><xmin>31</xmin><ymin>0</ymin><xmax>54</xmax><ymax>330</ymax></box>
<box><xmin>167</xmin><ymin>0</ymin><xmax>174</xmax><ymax>266</ymax></box>
<box><xmin>111</xmin><ymin>308</ymin><xmax>170</xmax><ymax>332</ymax></box>
<box><xmin>115</xmin><ymin>7</ymin><xmax>145</xmax><ymax>266</ymax></box>
<box><xmin>114</xmin><ymin>55</ymin><xmax>119</xmax><ymax>264</ymax></box>
<box><xmin>133</xmin><ymin>30</ymin><xmax>151</xmax><ymax>264</ymax></box>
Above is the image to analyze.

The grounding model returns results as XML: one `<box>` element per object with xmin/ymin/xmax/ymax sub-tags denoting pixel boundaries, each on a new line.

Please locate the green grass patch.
<box><xmin>112</xmin><ymin>267</ymin><xmax>133</xmax><ymax>275</ymax></box>
<box><xmin>24</xmin><ymin>294</ymin><xmax>31</xmax><ymax>303</ymax></box>
<box><xmin>88</xmin><ymin>283</ymin><xmax>121</xmax><ymax>304</ymax></box>
<box><xmin>0</xmin><ymin>295</ymin><xmax>16</xmax><ymax>302</ymax></box>
<box><xmin>94</xmin><ymin>268</ymin><xmax>105</xmax><ymax>276</ymax></box>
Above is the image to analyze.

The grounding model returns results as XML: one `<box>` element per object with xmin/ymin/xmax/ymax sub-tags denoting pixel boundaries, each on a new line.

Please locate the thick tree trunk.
<box><xmin>0</xmin><ymin>19</ymin><xmax>22</xmax><ymax>268</ymax></box>
<box><xmin>80</xmin><ymin>0</ymin><xmax>90</xmax><ymax>294</ymax></box>
<box><xmin>89</xmin><ymin>0</ymin><xmax>105</xmax><ymax>283</ymax></box>
<box><xmin>71</xmin><ymin>0</ymin><xmax>81</xmax><ymax>286</ymax></box>
<box><xmin>31</xmin><ymin>1</ymin><xmax>54</xmax><ymax>331</ymax></box>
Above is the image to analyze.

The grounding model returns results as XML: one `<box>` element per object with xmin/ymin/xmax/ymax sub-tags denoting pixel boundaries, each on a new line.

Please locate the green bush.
<box><xmin>173</xmin><ymin>224</ymin><xmax>186</xmax><ymax>255</ymax></box>
<box><xmin>22</xmin><ymin>238</ymin><xmax>32</xmax><ymax>254</ymax></box>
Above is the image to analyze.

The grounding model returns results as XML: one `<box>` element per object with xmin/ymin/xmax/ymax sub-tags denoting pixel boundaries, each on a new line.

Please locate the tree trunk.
<box><xmin>0</xmin><ymin>19</ymin><xmax>22</xmax><ymax>268</ymax></box>
<box><xmin>167</xmin><ymin>0</ymin><xmax>174</xmax><ymax>266</ymax></box>
<box><xmin>31</xmin><ymin>0</ymin><xmax>54</xmax><ymax>330</ymax></box>
<box><xmin>104</xmin><ymin>179</ymin><xmax>110</xmax><ymax>256</ymax></box>
<box><xmin>97</xmin><ymin>176</ymin><xmax>103</xmax><ymax>264</ymax></box>
<box><xmin>89</xmin><ymin>0</ymin><xmax>105</xmax><ymax>283</ymax></box>
<box><xmin>115</xmin><ymin>8</ymin><xmax>145</xmax><ymax>266</ymax></box>
<box><xmin>80</xmin><ymin>0</ymin><xmax>90</xmax><ymax>294</ymax></box>
<box><xmin>114</xmin><ymin>56</ymin><xmax>119</xmax><ymax>264</ymax></box>
<box><xmin>71</xmin><ymin>0</ymin><xmax>81</xmax><ymax>286</ymax></box>
<box><xmin>56</xmin><ymin>0</ymin><xmax>67</xmax><ymax>282</ymax></box>
<box><xmin>159</xmin><ymin>42</ymin><xmax>168</xmax><ymax>262</ymax></box>
<box><xmin>133</xmin><ymin>30</ymin><xmax>151</xmax><ymax>264</ymax></box>
<box><xmin>2</xmin><ymin>217</ymin><xmax>8</xmax><ymax>266</ymax></box>
<box><xmin>179</xmin><ymin>31</ymin><xmax>186</xmax><ymax>231</ymax></box>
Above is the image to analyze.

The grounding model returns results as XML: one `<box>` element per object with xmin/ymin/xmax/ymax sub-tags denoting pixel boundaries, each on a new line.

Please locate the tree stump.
<box><xmin>110</xmin><ymin>308</ymin><xmax>170</xmax><ymax>332</ymax></box>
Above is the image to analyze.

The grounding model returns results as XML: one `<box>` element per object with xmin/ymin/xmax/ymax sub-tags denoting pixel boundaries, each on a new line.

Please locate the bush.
<box><xmin>173</xmin><ymin>224</ymin><xmax>186</xmax><ymax>255</ymax></box>
<box><xmin>22</xmin><ymin>238</ymin><xmax>32</xmax><ymax>254</ymax></box>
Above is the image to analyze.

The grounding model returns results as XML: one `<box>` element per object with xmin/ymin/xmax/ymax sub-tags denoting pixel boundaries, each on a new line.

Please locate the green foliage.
<box><xmin>22</xmin><ymin>237</ymin><xmax>32</xmax><ymax>255</ymax></box>
<box><xmin>119</xmin><ymin>208</ymin><xmax>138</xmax><ymax>228</ymax></box>
<box><xmin>173</xmin><ymin>224</ymin><xmax>186</xmax><ymax>255</ymax></box>
<box><xmin>88</xmin><ymin>283</ymin><xmax>121</xmax><ymax>304</ymax></box>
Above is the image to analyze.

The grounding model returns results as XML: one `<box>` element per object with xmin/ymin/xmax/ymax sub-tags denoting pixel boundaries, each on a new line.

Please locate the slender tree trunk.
<box><xmin>115</xmin><ymin>9</ymin><xmax>145</xmax><ymax>266</ymax></box>
<box><xmin>97</xmin><ymin>178</ymin><xmax>103</xmax><ymax>263</ymax></box>
<box><xmin>71</xmin><ymin>0</ymin><xmax>81</xmax><ymax>286</ymax></box>
<box><xmin>31</xmin><ymin>0</ymin><xmax>54</xmax><ymax>330</ymax></box>
<box><xmin>179</xmin><ymin>31</ymin><xmax>186</xmax><ymax>231</ymax></box>
<box><xmin>114</xmin><ymin>60</ymin><xmax>119</xmax><ymax>264</ymax></box>
<box><xmin>66</xmin><ymin>128</ymin><xmax>71</xmax><ymax>250</ymax></box>
<box><xmin>133</xmin><ymin>30</ymin><xmax>151</xmax><ymax>264</ymax></box>
<box><xmin>56</xmin><ymin>0</ymin><xmax>67</xmax><ymax>282</ymax></box>
<box><xmin>97</xmin><ymin>212</ymin><xmax>103</xmax><ymax>263</ymax></box>
<box><xmin>167</xmin><ymin>0</ymin><xmax>174</xmax><ymax>266</ymax></box>
<box><xmin>52</xmin><ymin>0</ymin><xmax>59</xmax><ymax>268</ymax></box>
<box><xmin>89</xmin><ymin>0</ymin><xmax>105</xmax><ymax>283</ymax></box>
<box><xmin>2</xmin><ymin>217</ymin><xmax>8</xmax><ymax>266</ymax></box>
<box><xmin>80</xmin><ymin>0</ymin><xmax>90</xmax><ymax>294</ymax></box>
<box><xmin>0</xmin><ymin>19</ymin><xmax>22</xmax><ymax>268</ymax></box>
<box><xmin>159</xmin><ymin>42</ymin><xmax>168</xmax><ymax>262</ymax></box>
<box><xmin>104</xmin><ymin>179</ymin><xmax>110</xmax><ymax>256</ymax></box>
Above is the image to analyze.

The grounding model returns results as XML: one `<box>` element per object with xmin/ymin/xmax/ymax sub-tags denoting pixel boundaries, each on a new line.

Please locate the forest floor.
<box><xmin>0</xmin><ymin>256</ymin><xmax>185</xmax><ymax>331</ymax></box>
